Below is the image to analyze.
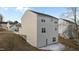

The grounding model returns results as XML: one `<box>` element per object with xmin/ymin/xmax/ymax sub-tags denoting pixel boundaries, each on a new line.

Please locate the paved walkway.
<box><xmin>39</xmin><ymin>43</ymin><xmax>65</xmax><ymax>51</ymax></box>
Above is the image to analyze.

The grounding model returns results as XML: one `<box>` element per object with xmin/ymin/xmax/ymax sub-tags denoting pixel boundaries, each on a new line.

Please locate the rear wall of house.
<box><xmin>37</xmin><ymin>14</ymin><xmax>58</xmax><ymax>48</ymax></box>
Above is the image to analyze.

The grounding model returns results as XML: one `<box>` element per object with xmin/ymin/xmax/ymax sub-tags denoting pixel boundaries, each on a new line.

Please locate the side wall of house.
<box><xmin>21</xmin><ymin>11</ymin><xmax>37</xmax><ymax>47</ymax></box>
<box><xmin>37</xmin><ymin>14</ymin><xmax>58</xmax><ymax>48</ymax></box>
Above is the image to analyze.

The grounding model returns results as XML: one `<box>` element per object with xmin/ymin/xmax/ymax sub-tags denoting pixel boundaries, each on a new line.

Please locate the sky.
<box><xmin>0</xmin><ymin>7</ymin><xmax>67</xmax><ymax>22</ymax></box>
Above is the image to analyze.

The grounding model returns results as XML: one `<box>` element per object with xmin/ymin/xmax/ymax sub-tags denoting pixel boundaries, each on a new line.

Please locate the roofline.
<box><xmin>60</xmin><ymin>18</ymin><xmax>79</xmax><ymax>26</ymax></box>
<box><xmin>0</xmin><ymin>22</ymin><xmax>7</xmax><ymax>24</ymax></box>
<box><xmin>30</xmin><ymin>10</ymin><xmax>59</xmax><ymax>20</ymax></box>
<box><xmin>60</xmin><ymin>18</ymin><xmax>73</xmax><ymax>22</ymax></box>
<box><xmin>21</xmin><ymin>10</ymin><xmax>59</xmax><ymax>20</ymax></box>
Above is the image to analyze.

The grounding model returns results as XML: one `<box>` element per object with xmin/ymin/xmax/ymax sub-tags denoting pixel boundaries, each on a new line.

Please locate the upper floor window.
<box><xmin>41</xmin><ymin>19</ymin><xmax>45</xmax><ymax>22</ymax></box>
<box><xmin>54</xmin><ymin>21</ymin><xmax>58</xmax><ymax>24</ymax></box>
<box><xmin>42</xmin><ymin>28</ymin><xmax>46</xmax><ymax>33</ymax></box>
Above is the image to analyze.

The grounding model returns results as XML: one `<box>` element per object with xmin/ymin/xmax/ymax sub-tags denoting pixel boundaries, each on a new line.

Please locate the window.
<box><xmin>52</xmin><ymin>37</ymin><xmax>56</xmax><ymax>42</ymax></box>
<box><xmin>51</xmin><ymin>19</ymin><xmax>53</xmax><ymax>22</ymax></box>
<box><xmin>55</xmin><ymin>28</ymin><xmax>57</xmax><ymax>31</ymax></box>
<box><xmin>41</xmin><ymin>19</ymin><xmax>45</xmax><ymax>22</ymax></box>
<box><xmin>42</xmin><ymin>28</ymin><xmax>46</xmax><ymax>33</ymax></box>
<box><xmin>41</xmin><ymin>19</ymin><xmax>43</xmax><ymax>22</ymax></box>
<box><xmin>54</xmin><ymin>21</ymin><xmax>58</xmax><ymax>23</ymax></box>
<box><xmin>15</xmin><ymin>29</ymin><xmax>18</xmax><ymax>32</ymax></box>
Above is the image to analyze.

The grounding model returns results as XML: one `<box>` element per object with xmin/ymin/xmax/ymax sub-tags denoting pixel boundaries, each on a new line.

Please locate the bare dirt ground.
<box><xmin>0</xmin><ymin>28</ymin><xmax>79</xmax><ymax>51</ymax></box>
<box><xmin>59</xmin><ymin>36</ymin><xmax>79</xmax><ymax>51</ymax></box>
<box><xmin>0</xmin><ymin>28</ymin><xmax>44</xmax><ymax>51</ymax></box>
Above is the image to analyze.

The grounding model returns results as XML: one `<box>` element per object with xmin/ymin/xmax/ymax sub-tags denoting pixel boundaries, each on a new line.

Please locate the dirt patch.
<box><xmin>59</xmin><ymin>36</ymin><xmax>79</xmax><ymax>51</ymax></box>
<box><xmin>0</xmin><ymin>32</ymin><xmax>44</xmax><ymax>51</ymax></box>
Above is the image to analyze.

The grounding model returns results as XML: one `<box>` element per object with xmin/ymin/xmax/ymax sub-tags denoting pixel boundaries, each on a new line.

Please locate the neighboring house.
<box><xmin>7</xmin><ymin>21</ymin><xmax>21</xmax><ymax>32</ymax></box>
<box><xmin>0</xmin><ymin>14</ymin><xmax>8</xmax><ymax>30</ymax></box>
<box><xmin>21</xmin><ymin>10</ymin><xmax>58</xmax><ymax>48</ymax></box>
<box><xmin>59</xmin><ymin>18</ymin><xmax>79</xmax><ymax>39</ymax></box>
<box><xmin>0</xmin><ymin>22</ymin><xmax>8</xmax><ymax>30</ymax></box>
<box><xmin>59</xmin><ymin>18</ymin><xmax>74</xmax><ymax>34</ymax></box>
<box><xmin>7</xmin><ymin>21</ymin><xmax>14</xmax><ymax>30</ymax></box>
<box><xmin>0</xmin><ymin>14</ymin><xmax>21</xmax><ymax>32</ymax></box>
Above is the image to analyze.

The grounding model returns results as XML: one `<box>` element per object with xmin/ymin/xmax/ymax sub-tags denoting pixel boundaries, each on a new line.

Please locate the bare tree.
<box><xmin>61</xmin><ymin>7</ymin><xmax>79</xmax><ymax>45</ymax></box>
<box><xmin>0</xmin><ymin>14</ymin><xmax>3</xmax><ymax>27</ymax></box>
<box><xmin>0</xmin><ymin>14</ymin><xmax>3</xmax><ymax>22</ymax></box>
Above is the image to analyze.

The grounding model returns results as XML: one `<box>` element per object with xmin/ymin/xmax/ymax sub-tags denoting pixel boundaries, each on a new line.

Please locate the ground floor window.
<box><xmin>52</xmin><ymin>37</ymin><xmax>56</xmax><ymax>42</ymax></box>
<box><xmin>42</xmin><ymin>27</ymin><xmax>46</xmax><ymax>33</ymax></box>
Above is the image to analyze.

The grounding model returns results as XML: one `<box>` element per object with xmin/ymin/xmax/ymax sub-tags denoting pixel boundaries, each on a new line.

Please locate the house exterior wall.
<box><xmin>58</xmin><ymin>19</ymin><xmax>75</xmax><ymax>37</ymax></box>
<box><xmin>1</xmin><ymin>24</ymin><xmax>8</xmax><ymax>30</ymax></box>
<box><xmin>21</xmin><ymin>10</ymin><xmax>37</xmax><ymax>47</ymax></box>
<box><xmin>37</xmin><ymin>14</ymin><xmax>58</xmax><ymax>48</ymax></box>
<box><xmin>7</xmin><ymin>22</ymin><xmax>11</xmax><ymax>30</ymax></box>
<box><xmin>21</xmin><ymin>10</ymin><xmax>58</xmax><ymax>48</ymax></box>
<box><xmin>59</xmin><ymin>20</ymin><xmax>69</xmax><ymax>34</ymax></box>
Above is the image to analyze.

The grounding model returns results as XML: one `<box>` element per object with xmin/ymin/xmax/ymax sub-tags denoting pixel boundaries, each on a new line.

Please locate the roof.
<box><xmin>29</xmin><ymin>10</ymin><xmax>59</xmax><ymax>20</ymax></box>
<box><xmin>61</xmin><ymin>18</ymin><xmax>74</xmax><ymax>24</ymax></box>
<box><xmin>0</xmin><ymin>22</ymin><xmax>7</xmax><ymax>24</ymax></box>
<box><xmin>60</xmin><ymin>18</ymin><xmax>79</xmax><ymax>26</ymax></box>
<box><xmin>0</xmin><ymin>21</ymin><xmax>16</xmax><ymax>24</ymax></box>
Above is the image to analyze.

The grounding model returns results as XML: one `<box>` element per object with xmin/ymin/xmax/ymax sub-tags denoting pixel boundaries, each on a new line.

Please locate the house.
<box><xmin>0</xmin><ymin>14</ymin><xmax>8</xmax><ymax>30</ymax></box>
<box><xmin>0</xmin><ymin>22</ymin><xmax>8</xmax><ymax>30</ymax></box>
<box><xmin>58</xmin><ymin>18</ymin><xmax>79</xmax><ymax>39</ymax></box>
<box><xmin>21</xmin><ymin>10</ymin><xmax>58</xmax><ymax>48</ymax></box>
<box><xmin>59</xmin><ymin>18</ymin><xmax>75</xmax><ymax>34</ymax></box>
<box><xmin>7</xmin><ymin>21</ymin><xmax>21</xmax><ymax>33</ymax></box>
<box><xmin>0</xmin><ymin>14</ymin><xmax>21</xmax><ymax>32</ymax></box>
